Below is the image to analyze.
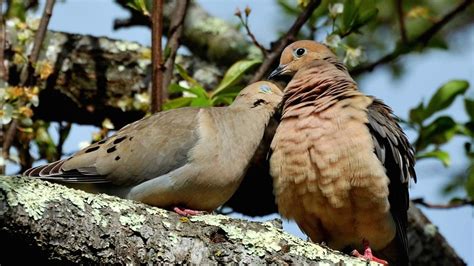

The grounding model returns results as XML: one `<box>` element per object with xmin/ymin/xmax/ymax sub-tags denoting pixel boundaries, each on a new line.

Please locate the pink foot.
<box><xmin>351</xmin><ymin>239</ymin><xmax>388</xmax><ymax>265</ymax></box>
<box><xmin>173</xmin><ymin>207</ymin><xmax>206</xmax><ymax>216</ymax></box>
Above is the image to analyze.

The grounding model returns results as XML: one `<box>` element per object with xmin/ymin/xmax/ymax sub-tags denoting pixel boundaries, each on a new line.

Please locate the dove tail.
<box><xmin>23</xmin><ymin>159</ymin><xmax>67</xmax><ymax>177</ymax></box>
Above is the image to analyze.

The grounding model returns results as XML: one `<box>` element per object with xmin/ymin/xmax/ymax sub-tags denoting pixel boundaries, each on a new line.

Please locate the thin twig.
<box><xmin>56</xmin><ymin>122</ymin><xmax>71</xmax><ymax>161</ymax></box>
<box><xmin>2</xmin><ymin>120</ymin><xmax>17</xmax><ymax>162</ymax></box>
<box><xmin>395</xmin><ymin>0</ymin><xmax>407</xmax><ymax>44</ymax></box>
<box><xmin>162</xmin><ymin>0</ymin><xmax>189</xmax><ymax>95</ymax></box>
<box><xmin>250</xmin><ymin>0</ymin><xmax>322</xmax><ymax>83</ymax></box>
<box><xmin>3</xmin><ymin>0</ymin><xmax>56</xmax><ymax>171</ymax></box>
<box><xmin>412</xmin><ymin>197</ymin><xmax>474</xmax><ymax>209</ymax></box>
<box><xmin>151</xmin><ymin>0</ymin><xmax>164</xmax><ymax>113</ymax></box>
<box><xmin>0</xmin><ymin>0</ymin><xmax>7</xmax><ymax>80</ymax></box>
<box><xmin>20</xmin><ymin>0</ymin><xmax>56</xmax><ymax>85</ymax></box>
<box><xmin>351</xmin><ymin>0</ymin><xmax>473</xmax><ymax>76</ymax></box>
<box><xmin>0</xmin><ymin>0</ymin><xmax>6</xmax><ymax>174</ymax></box>
<box><xmin>236</xmin><ymin>8</ymin><xmax>267</xmax><ymax>56</ymax></box>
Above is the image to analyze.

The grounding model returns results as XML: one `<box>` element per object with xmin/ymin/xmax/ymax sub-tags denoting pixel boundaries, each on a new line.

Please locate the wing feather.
<box><xmin>366</xmin><ymin>98</ymin><xmax>416</xmax><ymax>264</ymax></box>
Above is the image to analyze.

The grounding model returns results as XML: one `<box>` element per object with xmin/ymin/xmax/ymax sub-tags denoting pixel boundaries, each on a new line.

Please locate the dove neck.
<box><xmin>200</xmin><ymin>106</ymin><xmax>272</xmax><ymax>171</ymax></box>
<box><xmin>282</xmin><ymin>61</ymin><xmax>360</xmax><ymax>115</ymax></box>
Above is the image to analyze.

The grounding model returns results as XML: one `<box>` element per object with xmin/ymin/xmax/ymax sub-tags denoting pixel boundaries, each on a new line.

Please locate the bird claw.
<box><xmin>173</xmin><ymin>207</ymin><xmax>206</xmax><ymax>216</ymax></box>
<box><xmin>351</xmin><ymin>240</ymin><xmax>388</xmax><ymax>265</ymax></box>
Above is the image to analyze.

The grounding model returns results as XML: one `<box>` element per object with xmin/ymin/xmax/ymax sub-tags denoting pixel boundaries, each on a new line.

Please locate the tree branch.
<box><xmin>235</xmin><ymin>7</ymin><xmax>268</xmax><ymax>57</ymax></box>
<box><xmin>351</xmin><ymin>0</ymin><xmax>473</xmax><ymax>76</ymax></box>
<box><xmin>412</xmin><ymin>197</ymin><xmax>474</xmax><ymax>209</ymax></box>
<box><xmin>20</xmin><ymin>0</ymin><xmax>56</xmax><ymax>85</ymax></box>
<box><xmin>395</xmin><ymin>0</ymin><xmax>407</xmax><ymax>44</ymax></box>
<box><xmin>0</xmin><ymin>176</ymin><xmax>372</xmax><ymax>265</ymax></box>
<box><xmin>114</xmin><ymin>0</ymin><xmax>254</xmax><ymax>65</ymax></box>
<box><xmin>249</xmin><ymin>0</ymin><xmax>322</xmax><ymax>83</ymax></box>
<box><xmin>0</xmin><ymin>0</ymin><xmax>7</xmax><ymax>80</ymax></box>
<box><xmin>3</xmin><ymin>0</ymin><xmax>56</xmax><ymax>173</ymax></box>
<box><xmin>162</xmin><ymin>0</ymin><xmax>189</xmax><ymax>94</ymax></box>
<box><xmin>151</xmin><ymin>0</ymin><xmax>164</xmax><ymax>113</ymax></box>
<box><xmin>0</xmin><ymin>176</ymin><xmax>466</xmax><ymax>265</ymax></box>
<box><xmin>2</xmin><ymin>28</ymin><xmax>224</xmax><ymax>129</ymax></box>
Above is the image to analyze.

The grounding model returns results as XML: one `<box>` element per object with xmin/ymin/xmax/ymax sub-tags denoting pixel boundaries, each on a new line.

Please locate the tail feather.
<box><xmin>39</xmin><ymin>159</ymin><xmax>66</xmax><ymax>176</ymax></box>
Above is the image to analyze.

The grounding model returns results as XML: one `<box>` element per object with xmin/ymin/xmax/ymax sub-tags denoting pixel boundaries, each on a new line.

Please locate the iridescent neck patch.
<box><xmin>259</xmin><ymin>84</ymin><xmax>272</xmax><ymax>94</ymax></box>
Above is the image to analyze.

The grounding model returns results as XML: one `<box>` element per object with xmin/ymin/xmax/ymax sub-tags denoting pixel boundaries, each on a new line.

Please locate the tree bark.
<box><xmin>114</xmin><ymin>0</ymin><xmax>259</xmax><ymax>65</ymax></box>
<box><xmin>0</xmin><ymin>176</ymin><xmax>466</xmax><ymax>265</ymax></box>
<box><xmin>5</xmin><ymin>27</ymin><xmax>224</xmax><ymax>129</ymax></box>
<box><xmin>0</xmin><ymin>176</ymin><xmax>374</xmax><ymax>264</ymax></box>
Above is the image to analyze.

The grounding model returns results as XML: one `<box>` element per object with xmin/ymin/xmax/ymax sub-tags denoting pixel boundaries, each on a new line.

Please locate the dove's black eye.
<box><xmin>295</xmin><ymin>48</ymin><xmax>306</xmax><ymax>57</ymax></box>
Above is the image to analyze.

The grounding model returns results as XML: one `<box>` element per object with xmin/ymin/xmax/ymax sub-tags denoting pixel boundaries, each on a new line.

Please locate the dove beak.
<box><xmin>268</xmin><ymin>64</ymin><xmax>288</xmax><ymax>80</ymax></box>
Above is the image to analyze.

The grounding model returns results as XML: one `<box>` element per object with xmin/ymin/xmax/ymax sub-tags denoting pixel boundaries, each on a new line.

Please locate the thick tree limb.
<box><xmin>4</xmin><ymin>28</ymin><xmax>224</xmax><ymax>129</ymax></box>
<box><xmin>114</xmin><ymin>0</ymin><xmax>257</xmax><ymax>65</ymax></box>
<box><xmin>407</xmin><ymin>203</ymin><xmax>466</xmax><ymax>265</ymax></box>
<box><xmin>0</xmin><ymin>176</ymin><xmax>374</xmax><ymax>264</ymax></box>
<box><xmin>0</xmin><ymin>176</ymin><xmax>467</xmax><ymax>265</ymax></box>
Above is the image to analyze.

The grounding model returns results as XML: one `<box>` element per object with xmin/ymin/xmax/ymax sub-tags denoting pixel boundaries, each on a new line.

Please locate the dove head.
<box><xmin>232</xmin><ymin>81</ymin><xmax>283</xmax><ymax>110</ymax></box>
<box><xmin>268</xmin><ymin>40</ymin><xmax>337</xmax><ymax>80</ymax></box>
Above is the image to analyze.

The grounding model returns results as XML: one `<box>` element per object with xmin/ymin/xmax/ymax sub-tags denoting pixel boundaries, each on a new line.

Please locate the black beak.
<box><xmin>268</xmin><ymin>65</ymin><xmax>287</xmax><ymax>80</ymax></box>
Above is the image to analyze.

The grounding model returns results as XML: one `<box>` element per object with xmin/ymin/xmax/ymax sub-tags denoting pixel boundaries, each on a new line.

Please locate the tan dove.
<box><xmin>25</xmin><ymin>81</ymin><xmax>283</xmax><ymax>216</ymax></box>
<box><xmin>268</xmin><ymin>40</ymin><xmax>416</xmax><ymax>265</ymax></box>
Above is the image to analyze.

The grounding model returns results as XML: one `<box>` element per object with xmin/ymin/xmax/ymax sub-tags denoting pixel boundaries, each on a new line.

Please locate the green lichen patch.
<box><xmin>0</xmin><ymin>176</ymin><xmax>90</xmax><ymax>220</ymax></box>
<box><xmin>195</xmin><ymin>17</ymin><xmax>230</xmax><ymax>35</ymax></box>
<box><xmin>119</xmin><ymin>212</ymin><xmax>146</xmax><ymax>232</ymax></box>
<box><xmin>190</xmin><ymin>214</ymin><xmax>378</xmax><ymax>265</ymax></box>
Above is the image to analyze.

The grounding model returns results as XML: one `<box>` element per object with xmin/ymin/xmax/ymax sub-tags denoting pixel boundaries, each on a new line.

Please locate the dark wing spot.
<box><xmin>115</xmin><ymin>156</ymin><xmax>121</xmax><ymax>161</ymax></box>
<box><xmin>85</xmin><ymin>146</ymin><xmax>100</xmax><ymax>153</ymax></box>
<box><xmin>97</xmin><ymin>139</ymin><xmax>107</xmax><ymax>144</ymax></box>
<box><xmin>129</xmin><ymin>136</ymin><xmax>134</xmax><ymax>141</ymax></box>
<box><xmin>107</xmin><ymin>146</ymin><xmax>117</xmax><ymax>153</ymax></box>
<box><xmin>252</xmin><ymin>99</ymin><xmax>268</xmax><ymax>108</ymax></box>
<box><xmin>113</xmin><ymin>136</ymin><xmax>127</xmax><ymax>145</ymax></box>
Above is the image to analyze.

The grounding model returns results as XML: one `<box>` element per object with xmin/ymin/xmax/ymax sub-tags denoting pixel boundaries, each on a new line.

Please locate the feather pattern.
<box><xmin>269</xmin><ymin>41</ymin><xmax>416</xmax><ymax>265</ymax></box>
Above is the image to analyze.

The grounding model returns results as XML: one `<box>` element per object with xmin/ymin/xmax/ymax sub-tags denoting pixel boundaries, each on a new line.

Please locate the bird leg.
<box><xmin>173</xmin><ymin>207</ymin><xmax>207</xmax><ymax>216</ymax></box>
<box><xmin>351</xmin><ymin>239</ymin><xmax>388</xmax><ymax>265</ymax></box>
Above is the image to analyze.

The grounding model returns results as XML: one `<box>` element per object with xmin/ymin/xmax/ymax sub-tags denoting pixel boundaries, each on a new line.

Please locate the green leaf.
<box><xmin>211</xmin><ymin>91</ymin><xmax>240</xmax><ymax>106</ymax></box>
<box><xmin>416</xmin><ymin>150</ymin><xmax>451</xmax><ymax>167</ymax></box>
<box><xmin>191</xmin><ymin>97</ymin><xmax>212</xmax><ymax>107</ymax></box>
<box><xmin>175</xmin><ymin>64</ymin><xmax>202</xmax><ymax>88</ymax></box>
<box><xmin>427</xmin><ymin>36</ymin><xmax>449</xmax><ymax>50</ymax></box>
<box><xmin>465</xmin><ymin>121</ymin><xmax>474</xmax><ymax>137</ymax></box>
<box><xmin>354</xmin><ymin>8</ymin><xmax>378</xmax><ymax>28</ymax></box>
<box><xmin>416</xmin><ymin>116</ymin><xmax>457</xmax><ymax>151</ymax></box>
<box><xmin>187</xmin><ymin>86</ymin><xmax>209</xmax><ymax>99</ymax></box>
<box><xmin>342</xmin><ymin>0</ymin><xmax>357</xmax><ymax>33</ymax></box>
<box><xmin>408</xmin><ymin>102</ymin><xmax>425</xmax><ymax>125</ymax></box>
<box><xmin>126</xmin><ymin>0</ymin><xmax>149</xmax><ymax>16</ymax></box>
<box><xmin>163</xmin><ymin>97</ymin><xmax>192</xmax><ymax>110</ymax></box>
<box><xmin>465</xmin><ymin>98</ymin><xmax>474</xmax><ymax>120</ymax></box>
<box><xmin>212</xmin><ymin>59</ymin><xmax>261</xmax><ymax>97</ymax></box>
<box><xmin>465</xmin><ymin>164</ymin><xmax>474</xmax><ymax>199</ymax></box>
<box><xmin>424</xmin><ymin>80</ymin><xmax>469</xmax><ymax>120</ymax></box>
<box><xmin>168</xmin><ymin>83</ymin><xmax>188</xmax><ymax>94</ymax></box>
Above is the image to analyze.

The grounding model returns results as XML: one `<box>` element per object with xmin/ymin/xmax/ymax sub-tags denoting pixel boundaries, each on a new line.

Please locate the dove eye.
<box><xmin>294</xmin><ymin>48</ymin><xmax>306</xmax><ymax>58</ymax></box>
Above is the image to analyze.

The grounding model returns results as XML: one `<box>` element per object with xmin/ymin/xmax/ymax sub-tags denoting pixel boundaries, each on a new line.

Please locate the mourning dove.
<box><xmin>25</xmin><ymin>81</ymin><xmax>283</xmax><ymax>215</ymax></box>
<box><xmin>268</xmin><ymin>40</ymin><xmax>416</xmax><ymax>265</ymax></box>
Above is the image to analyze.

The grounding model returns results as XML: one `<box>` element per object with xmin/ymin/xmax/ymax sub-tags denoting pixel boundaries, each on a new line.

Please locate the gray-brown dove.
<box><xmin>25</xmin><ymin>81</ymin><xmax>283</xmax><ymax>216</ymax></box>
<box><xmin>268</xmin><ymin>40</ymin><xmax>416</xmax><ymax>265</ymax></box>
